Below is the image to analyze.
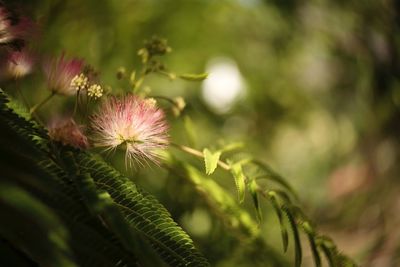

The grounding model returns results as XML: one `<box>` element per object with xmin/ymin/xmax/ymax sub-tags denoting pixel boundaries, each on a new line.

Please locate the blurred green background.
<box><xmin>3</xmin><ymin>0</ymin><xmax>400</xmax><ymax>266</ymax></box>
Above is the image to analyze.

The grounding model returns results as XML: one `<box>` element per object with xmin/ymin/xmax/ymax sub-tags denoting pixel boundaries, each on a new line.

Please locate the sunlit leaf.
<box><xmin>248</xmin><ymin>179</ymin><xmax>262</xmax><ymax>223</ymax></box>
<box><xmin>203</xmin><ymin>148</ymin><xmax>221</xmax><ymax>175</ymax></box>
<box><xmin>178</xmin><ymin>73</ymin><xmax>208</xmax><ymax>81</ymax></box>
<box><xmin>228</xmin><ymin>160</ymin><xmax>246</xmax><ymax>203</ymax></box>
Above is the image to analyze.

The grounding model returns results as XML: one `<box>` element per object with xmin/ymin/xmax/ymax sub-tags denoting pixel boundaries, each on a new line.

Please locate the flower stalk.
<box><xmin>170</xmin><ymin>143</ymin><xmax>231</xmax><ymax>171</ymax></box>
<box><xmin>29</xmin><ymin>92</ymin><xmax>55</xmax><ymax>115</ymax></box>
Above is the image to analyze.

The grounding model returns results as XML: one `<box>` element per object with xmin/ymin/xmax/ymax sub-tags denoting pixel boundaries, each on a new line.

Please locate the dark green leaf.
<box><xmin>282</xmin><ymin>205</ymin><xmax>302</xmax><ymax>267</ymax></box>
<box><xmin>0</xmin><ymin>183</ymin><xmax>77</xmax><ymax>267</ymax></box>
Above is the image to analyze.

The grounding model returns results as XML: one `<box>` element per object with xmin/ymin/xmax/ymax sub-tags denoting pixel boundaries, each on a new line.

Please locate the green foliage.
<box><xmin>0</xmin><ymin>89</ymin><xmax>209</xmax><ymax>266</ymax></box>
<box><xmin>203</xmin><ymin>148</ymin><xmax>221</xmax><ymax>175</ymax></box>
<box><xmin>0</xmin><ymin>183</ymin><xmax>77</xmax><ymax>267</ymax></box>
<box><xmin>167</xmin><ymin>159</ymin><xmax>259</xmax><ymax>239</ymax></box>
<box><xmin>0</xmin><ymin>85</ymin><xmax>357</xmax><ymax>266</ymax></box>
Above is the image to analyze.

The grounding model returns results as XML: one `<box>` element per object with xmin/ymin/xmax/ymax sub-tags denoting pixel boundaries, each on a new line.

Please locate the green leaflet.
<box><xmin>178</xmin><ymin>73</ymin><xmax>208</xmax><ymax>81</ymax></box>
<box><xmin>317</xmin><ymin>236</ymin><xmax>357</xmax><ymax>267</ymax></box>
<box><xmin>248</xmin><ymin>179</ymin><xmax>262</xmax><ymax>223</ymax></box>
<box><xmin>301</xmin><ymin>222</ymin><xmax>321</xmax><ymax>267</ymax></box>
<box><xmin>268</xmin><ymin>192</ymin><xmax>289</xmax><ymax>252</ymax></box>
<box><xmin>203</xmin><ymin>148</ymin><xmax>221</xmax><ymax>175</ymax></box>
<box><xmin>282</xmin><ymin>205</ymin><xmax>302</xmax><ymax>267</ymax></box>
<box><xmin>228</xmin><ymin>161</ymin><xmax>246</xmax><ymax>203</ymax></box>
<box><xmin>177</xmin><ymin>162</ymin><xmax>259</xmax><ymax>239</ymax></box>
<box><xmin>0</xmin><ymin>183</ymin><xmax>77</xmax><ymax>267</ymax></box>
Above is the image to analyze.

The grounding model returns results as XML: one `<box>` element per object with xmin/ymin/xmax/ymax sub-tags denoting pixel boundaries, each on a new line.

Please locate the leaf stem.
<box><xmin>30</xmin><ymin>92</ymin><xmax>55</xmax><ymax>115</ymax></box>
<box><xmin>170</xmin><ymin>143</ymin><xmax>231</xmax><ymax>171</ymax></box>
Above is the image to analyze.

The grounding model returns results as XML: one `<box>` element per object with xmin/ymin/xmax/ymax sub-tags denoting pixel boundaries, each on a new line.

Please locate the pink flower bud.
<box><xmin>48</xmin><ymin>117</ymin><xmax>89</xmax><ymax>149</ymax></box>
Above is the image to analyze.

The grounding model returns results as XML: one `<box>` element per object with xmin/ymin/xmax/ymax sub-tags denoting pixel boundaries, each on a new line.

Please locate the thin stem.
<box><xmin>150</xmin><ymin>95</ymin><xmax>180</xmax><ymax>108</ymax></box>
<box><xmin>30</xmin><ymin>92</ymin><xmax>55</xmax><ymax>115</ymax></box>
<box><xmin>132</xmin><ymin>61</ymin><xmax>149</xmax><ymax>93</ymax></box>
<box><xmin>73</xmin><ymin>89</ymin><xmax>80</xmax><ymax>116</ymax></box>
<box><xmin>14</xmin><ymin>79</ymin><xmax>30</xmax><ymax>108</ymax></box>
<box><xmin>170</xmin><ymin>143</ymin><xmax>231</xmax><ymax>171</ymax></box>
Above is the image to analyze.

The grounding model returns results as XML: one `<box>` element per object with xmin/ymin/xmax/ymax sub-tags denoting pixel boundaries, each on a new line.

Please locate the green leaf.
<box><xmin>282</xmin><ymin>205</ymin><xmax>302</xmax><ymax>267</ymax></box>
<box><xmin>248</xmin><ymin>179</ymin><xmax>262</xmax><ymax>223</ymax></box>
<box><xmin>228</xmin><ymin>161</ymin><xmax>246</xmax><ymax>203</ymax></box>
<box><xmin>301</xmin><ymin>222</ymin><xmax>321</xmax><ymax>267</ymax></box>
<box><xmin>177</xmin><ymin>162</ymin><xmax>259</xmax><ymax>239</ymax></box>
<box><xmin>63</xmin><ymin>154</ymin><xmax>159</xmax><ymax>267</ymax></box>
<box><xmin>74</xmin><ymin>152</ymin><xmax>210</xmax><ymax>267</ymax></box>
<box><xmin>317</xmin><ymin>236</ymin><xmax>358</xmax><ymax>267</ymax></box>
<box><xmin>268</xmin><ymin>191</ymin><xmax>289</xmax><ymax>252</ymax></box>
<box><xmin>0</xmin><ymin>183</ymin><xmax>77</xmax><ymax>267</ymax></box>
<box><xmin>316</xmin><ymin>239</ymin><xmax>337</xmax><ymax>267</ymax></box>
<box><xmin>178</xmin><ymin>73</ymin><xmax>208</xmax><ymax>81</ymax></box>
<box><xmin>203</xmin><ymin>148</ymin><xmax>221</xmax><ymax>175</ymax></box>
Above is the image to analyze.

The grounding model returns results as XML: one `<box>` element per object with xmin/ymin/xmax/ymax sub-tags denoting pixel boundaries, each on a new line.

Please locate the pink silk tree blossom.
<box><xmin>6</xmin><ymin>49</ymin><xmax>34</xmax><ymax>78</ymax></box>
<box><xmin>0</xmin><ymin>4</ymin><xmax>36</xmax><ymax>50</ymax></box>
<box><xmin>91</xmin><ymin>95</ymin><xmax>169</xmax><ymax>167</ymax></box>
<box><xmin>43</xmin><ymin>54</ymin><xmax>84</xmax><ymax>96</ymax></box>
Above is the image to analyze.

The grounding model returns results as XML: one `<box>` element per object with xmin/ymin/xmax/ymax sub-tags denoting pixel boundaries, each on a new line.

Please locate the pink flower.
<box><xmin>90</xmin><ymin>95</ymin><xmax>169</xmax><ymax>167</ymax></box>
<box><xmin>0</xmin><ymin>4</ymin><xmax>35</xmax><ymax>50</ymax></box>
<box><xmin>43</xmin><ymin>54</ymin><xmax>84</xmax><ymax>96</ymax></box>
<box><xmin>48</xmin><ymin>117</ymin><xmax>89</xmax><ymax>149</ymax></box>
<box><xmin>6</xmin><ymin>49</ymin><xmax>34</xmax><ymax>78</ymax></box>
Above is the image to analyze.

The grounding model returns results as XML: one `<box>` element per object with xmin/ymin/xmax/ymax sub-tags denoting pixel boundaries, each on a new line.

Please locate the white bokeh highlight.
<box><xmin>202</xmin><ymin>58</ymin><xmax>246</xmax><ymax>113</ymax></box>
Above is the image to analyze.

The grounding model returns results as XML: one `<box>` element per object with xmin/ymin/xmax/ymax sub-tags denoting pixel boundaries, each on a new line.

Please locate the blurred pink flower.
<box><xmin>91</xmin><ymin>95</ymin><xmax>169</xmax><ymax>167</ymax></box>
<box><xmin>6</xmin><ymin>49</ymin><xmax>34</xmax><ymax>78</ymax></box>
<box><xmin>48</xmin><ymin>117</ymin><xmax>89</xmax><ymax>149</ymax></box>
<box><xmin>43</xmin><ymin>54</ymin><xmax>84</xmax><ymax>96</ymax></box>
<box><xmin>0</xmin><ymin>4</ymin><xmax>36</xmax><ymax>50</ymax></box>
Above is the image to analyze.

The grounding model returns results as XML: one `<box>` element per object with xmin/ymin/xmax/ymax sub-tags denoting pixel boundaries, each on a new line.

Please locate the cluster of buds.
<box><xmin>87</xmin><ymin>84</ymin><xmax>102</xmax><ymax>99</ymax></box>
<box><xmin>70</xmin><ymin>73</ymin><xmax>88</xmax><ymax>91</ymax></box>
<box><xmin>138</xmin><ymin>36</ymin><xmax>171</xmax><ymax>63</ymax></box>
<box><xmin>70</xmin><ymin>72</ymin><xmax>103</xmax><ymax>99</ymax></box>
